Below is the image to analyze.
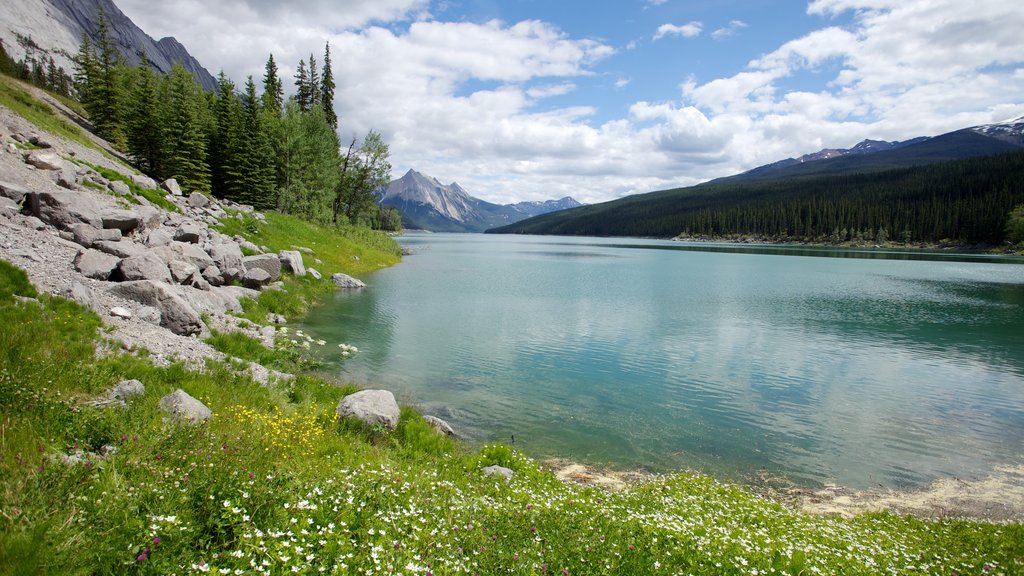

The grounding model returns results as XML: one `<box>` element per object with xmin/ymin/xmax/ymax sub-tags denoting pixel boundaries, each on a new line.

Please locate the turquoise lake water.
<box><xmin>298</xmin><ymin>234</ymin><xmax>1024</xmax><ymax>489</ymax></box>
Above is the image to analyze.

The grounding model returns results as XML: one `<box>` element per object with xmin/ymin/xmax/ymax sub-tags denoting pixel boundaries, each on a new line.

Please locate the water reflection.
<box><xmin>299</xmin><ymin>234</ymin><xmax>1024</xmax><ymax>489</ymax></box>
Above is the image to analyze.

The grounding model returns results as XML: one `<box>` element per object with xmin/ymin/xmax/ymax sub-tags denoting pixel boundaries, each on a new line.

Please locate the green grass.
<box><xmin>216</xmin><ymin>210</ymin><xmax>401</xmax><ymax>324</ymax></box>
<box><xmin>77</xmin><ymin>161</ymin><xmax>180</xmax><ymax>213</ymax></box>
<box><xmin>0</xmin><ymin>74</ymin><xmax>96</xmax><ymax>152</ymax></box>
<box><xmin>1</xmin><ymin>259</ymin><xmax>1021</xmax><ymax>575</ymax></box>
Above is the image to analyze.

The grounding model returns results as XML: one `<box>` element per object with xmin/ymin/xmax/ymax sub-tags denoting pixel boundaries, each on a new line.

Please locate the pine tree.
<box><xmin>91</xmin><ymin>7</ymin><xmax>127</xmax><ymax>148</ymax></box>
<box><xmin>241</xmin><ymin>75</ymin><xmax>276</xmax><ymax>209</ymax></box>
<box><xmin>126</xmin><ymin>56</ymin><xmax>164</xmax><ymax>176</ymax></box>
<box><xmin>294</xmin><ymin>58</ymin><xmax>310</xmax><ymax>112</ymax></box>
<box><xmin>307</xmin><ymin>53</ymin><xmax>321</xmax><ymax>109</ymax></box>
<box><xmin>261</xmin><ymin>54</ymin><xmax>283</xmax><ymax>115</ymax></box>
<box><xmin>73</xmin><ymin>32</ymin><xmax>97</xmax><ymax>104</ymax></box>
<box><xmin>162</xmin><ymin>64</ymin><xmax>210</xmax><ymax>194</ymax></box>
<box><xmin>321</xmin><ymin>42</ymin><xmax>337</xmax><ymax>129</ymax></box>
<box><xmin>211</xmin><ymin>71</ymin><xmax>246</xmax><ymax>201</ymax></box>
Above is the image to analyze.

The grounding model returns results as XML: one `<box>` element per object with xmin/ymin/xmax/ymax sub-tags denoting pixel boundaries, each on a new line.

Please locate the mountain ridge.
<box><xmin>376</xmin><ymin>169</ymin><xmax>582</xmax><ymax>232</ymax></box>
<box><xmin>0</xmin><ymin>0</ymin><xmax>217</xmax><ymax>91</ymax></box>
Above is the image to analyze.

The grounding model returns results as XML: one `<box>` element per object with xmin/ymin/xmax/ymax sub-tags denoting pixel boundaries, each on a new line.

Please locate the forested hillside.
<box><xmin>490</xmin><ymin>151</ymin><xmax>1024</xmax><ymax>245</ymax></box>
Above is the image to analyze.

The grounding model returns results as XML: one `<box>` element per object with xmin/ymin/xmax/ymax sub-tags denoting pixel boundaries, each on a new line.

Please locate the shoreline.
<box><xmin>672</xmin><ymin>234</ymin><xmax>1023</xmax><ymax>255</ymax></box>
<box><xmin>546</xmin><ymin>458</ymin><xmax>1024</xmax><ymax>523</ymax></box>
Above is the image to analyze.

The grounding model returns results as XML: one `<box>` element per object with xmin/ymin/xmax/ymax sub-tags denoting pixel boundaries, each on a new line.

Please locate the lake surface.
<box><xmin>298</xmin><ymin>234</ymin><xmax>1024</xmax><ymax>489</ymax></box>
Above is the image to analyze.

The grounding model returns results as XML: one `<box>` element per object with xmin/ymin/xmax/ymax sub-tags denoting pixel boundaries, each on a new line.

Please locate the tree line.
<box><xmin>492</xmin><ymin>151</ymin><xmax>1024</xmax><ymax>246</ymax></box>
<box><xmin>70</xmin><ymin>9</ymin><xmax>400</xmax><ymax>231</ymax></box>
<box><xmin>0</xmin><ymin>37</ymin><xmax>74</xmax><ymax>98</ymax></box>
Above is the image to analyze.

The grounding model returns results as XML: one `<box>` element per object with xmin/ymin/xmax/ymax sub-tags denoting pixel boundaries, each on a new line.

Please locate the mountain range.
<box><xmin>0</xmin><ymin>0</ymin><xmax>216</xmax><ymax>91</ymax></box>
<box><xmin>376</xmin><ymin>169</ymin><xmax>583</xmax><ymax>233</ymax></box>
<box><xmin>489</xmin><ymin>116</ymin><xmax>1024</xmax><ymax>240</ymax></box>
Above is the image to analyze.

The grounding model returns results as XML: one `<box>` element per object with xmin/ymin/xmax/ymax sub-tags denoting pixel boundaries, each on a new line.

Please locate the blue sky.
<box><xmin>118</xmin><ymin>0</ymin><xmax>1024</xmax><ymax>204</ymax></box>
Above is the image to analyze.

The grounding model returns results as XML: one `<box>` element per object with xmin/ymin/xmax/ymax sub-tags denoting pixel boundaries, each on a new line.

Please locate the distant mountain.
<box><xmin>376</xmin><ymin>169</ymin><xmax>582</xmax><ymax>232</ymax></box>
<box><xmin>488</xmin><ymin>118</ymin><xmax>1024</xmax><ymax>241</ymax></box>
<box><xmin>0</xmin><ymin>0</ymin><xmax>217</xmax><ymax>91</ymax></box>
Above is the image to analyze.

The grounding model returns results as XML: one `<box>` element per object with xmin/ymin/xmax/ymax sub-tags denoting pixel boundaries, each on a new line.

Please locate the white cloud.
<box><xmin>653</xmin><ymin>22</ymin><xmax>703</xmax><ymax>41</ymax></box>
<box><xmin>711</xmin><ymin>20</ymin><xmax>748</xmax><ymax>39</ymax></box>
<box><xmin>114</xmin><ymin>0</ymin><xmax>1024</xmax><ymax>206</ymax></box>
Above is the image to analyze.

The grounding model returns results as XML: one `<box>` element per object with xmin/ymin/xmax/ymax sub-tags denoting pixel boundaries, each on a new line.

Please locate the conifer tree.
<box><xmin>72</xmin><ymin>32</ymin><xmax>98</xmax><ymax>112</ymax></box>
<box><xmin>126</xmin><ymin>55</ymin><xmax>164</xmax><ymax>175</ymax></box>
<box><xmin>261</xmin><ymin>54</ymin><xmax>283</xmax><ymax>115</ymax></box>
<box><xmin>162</xmin><ymin>64</ymin><xmax>210</xmax><ymax>194</ymax></box>
<box><xmin>211</xmin><ymin>72</ymin><xmax>246</xmax><ymax>201</ymax></box>
<box><xmin>294</xmin><ymin>58</ymin><xmax>310</xmax><ymax>112</ymax></box>
<box><xmin>308</xmin><ymin>53</ymin><xmax>321</xmax><ymax>109</ymax></box>
<box><xmin>241</xmin><ymin>75</ymin><xmax>277</xmax><ymax>209</ymax></box>
<box><xmin>321</xmin><ymin>42</ymin><xmax>337</xmax><ymax>129</ymax></box>
<box><xmin>90</xmin><ymin>8</ymin><xmax>127</xmax><ymax>148</ymax></box>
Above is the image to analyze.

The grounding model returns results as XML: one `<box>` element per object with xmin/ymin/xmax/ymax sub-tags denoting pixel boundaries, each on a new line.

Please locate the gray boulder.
<box><xmin>168</xmin><ymin>260</ymin><xmax>198</xmax><ymax>284</ymax></box>
<box><xmin>101</xmin><ymin>209</ymin><xmax>143</xmax><ymax>233</ymax></box>
<box><xmin>144</xmin><ymin>228</ymin><xmax>174</xmax><ymax>248</ymax></box>
<box><xmin>209</xmin><ymin>242</ymin><xmax>243</xmax><ymax>278</ymax></box>
<box><xmin>307</xmin><ymin>267</ymin><xmax>322</xmax><ymax>280</ymax></box>
<box><xmin>70</xmin><ymin>223</ymin><xmax>121</xmax><ymax>248</ymax></box>
<box><xmin>108</xmin><ymin>180</ymin><xmax>131</xmax><ymax>196</ymax></box>
<box><xmin>93</xmin><ymin>239</ymin><xmax>148</xmax><ymax>259</ymax></box>
<box><xmin>201</xmin><ymin>265</ymin><xmax>223</xmax><ymax>287</ymax></box>
<box><xmin>65</xmin><ymin>281</ymin><xmax>94</xmax><ymax>307</ymax></box>
<box><xmin>161</xmin><ymin>178</ymin><xmax>183</xmax><ymax>196</ymax></box>
<box><xmin>25</xmin><ymin>189</ymin><xmax>105</xmax><ymax>230</ymax></box>
<box><xmin>187</xmin><ymin>192</ymin><xmax>209</xmax><ymax>208</ymax></box>
<box><xmin>159</xmin><ymin>389</ymin><xmax>211</xmax><ymax>423</ymax></box>
<box><xmin>24</xmin><ymin>150</ymin><xmax>65</xmax><ymax>171</ymax></box>
<box><xmin>279</xmin><ymin>250</ymin><xmax>306</xmax><ymax>277</ymax></box>
<box><xmin>331</xmin><ymin>272</ymin><xmax>366</xmax><ymax>289</ymax></box>
<box><xmin>483</xmin><ymin>465</ymin><xmax>514</xmax><ymax>481</ymax></box>
<box><xmin>107</xmin><ymin>280</ymin><xmax>203</xmax><ymax>336</ymax></box>
<box><xmin>174</xmin><ymin>223</ymin><xmax>203</xmax><ymax>243</ymax></box>
<box><xmin>336</xmin><ymin>390</ymin><xmax>400</xmax><ymax>429</ymax></box>
<box><xmin>150</xmin><ymin>241</ymin><xmax>214</xmax><ymax>270</ymax></box>
<box><xmin>131</xmin><ymin>174</ymin><xmax>157</xmax><ymax>189</ymax></box>
<box><xmin>118</xmin><ymin>253</ymin><xmax>172</xmax><ymax>283</ymax></box>
<box><xmin>242</xmin><ymin>267</ymin><xmax>271</xmax><ymax>289</ymax></box>
<box><xmin>0</xmin><ymin>180</ymin><xmax>30</xmax><ymax>203</ymax></box>
<box><xmin>243</xmin><ymin>253</ymin><xmax>281</xmax><ymax>281</ymax></box>
<box><xmin>56</xmin><ymin>165</ymin><xmax>78</xmax><ymax>189</ymax></box>
<box><xmin>424</xmin><ymin>415</ymin><xmax>456</xmax><ymax>437</ymax></box>
<box><xmin>112</xmin><ymin>379</ymin><xmax>145</xmax><ymax>401</ymax></box>
<box><xmin>74</xmin><ymin>249</ymin><xmax>120</xmax><ymax>280</ymax></box>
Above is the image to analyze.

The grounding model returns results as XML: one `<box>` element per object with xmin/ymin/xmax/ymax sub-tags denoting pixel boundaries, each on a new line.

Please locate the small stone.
<box><xmin>331</xmin><ymin>272</ymin><xmax>366</xmax><ymax>289</ymax></box>
<box><xmin>110</xmin><ymin>306</ymin><xmax>133</xmax><ymax>319</ymax></box>
<box><xmin>307</xmin><ymin>267</ymin><xmax>322</xmax><ymax>280</ymax></box>
<box><xmin>483</xmin><ymin>465</ymin><xmax>514</xmax><ymax>481</ymax></box>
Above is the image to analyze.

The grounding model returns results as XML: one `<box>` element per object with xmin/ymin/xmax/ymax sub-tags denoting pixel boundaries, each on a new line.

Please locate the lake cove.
<box><xmin>298</xmin><ymin>233</ymin><xmax>1024</xmax><ymax>491</ymax></box>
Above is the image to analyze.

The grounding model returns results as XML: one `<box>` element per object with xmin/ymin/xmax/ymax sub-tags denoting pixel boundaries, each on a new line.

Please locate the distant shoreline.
<box><xmin>672</xmin><ymin>234</ymin><xmax>1021</xmax><ymax>255</ymax></box>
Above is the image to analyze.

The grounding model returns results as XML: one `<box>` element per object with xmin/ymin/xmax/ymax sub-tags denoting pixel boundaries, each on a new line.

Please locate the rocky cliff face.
<box><xmin>0</xmin><ymin>0</ymin><xmax>217</xmax><ymax>91</ymax></box>
<box><xmin>376</xmin><ymin>169</ymin><xmax>583</xmax><ymax>232</ymax></box>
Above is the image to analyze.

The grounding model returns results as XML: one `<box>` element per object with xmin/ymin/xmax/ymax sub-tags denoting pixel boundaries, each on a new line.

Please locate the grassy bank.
<box><xmin>1</xmin><ymin>254</ymin><xmax>1021</xmax><ymax>575</ymax></box>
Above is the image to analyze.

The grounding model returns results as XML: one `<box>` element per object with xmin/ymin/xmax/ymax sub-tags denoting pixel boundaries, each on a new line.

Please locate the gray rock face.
<box><xmin>483</xmin><ymin>465</ymin><xmax>514</xmax><ymax>481</ymax></box>
<box><xmin>24</xmin><ymin>150</ymin><xmax>65</xmax><ymax>171</ymax></box>
<box><xmin>336</xmin><ymin>389</ymin><xmax>401</xmax><ymax>429</ymax></box>
<box><xmin>117</xmin><ymin>253</ymin><xmax>172</xmax><ymax>283</ymax></box>
<box><xmin>26</xmin><ymin>189</ymin><xmax>105</xmax><ymax>229</ymax></box>
<box><xmin>424</xmin><ymin>415</ymin><xmax>456</xmax><ymax>437</ymax></box>
<box><xmin>108</xmin><ymin>180</ymin><xmax>131</xmax><ymax>196</ymax></box>
<box><xmin>279</xmin><ymin>250</ymin><xmax>306</xmax><ymax>277</ymax></box>
<box><xmin>161</xmin><ymin>178</ymin><xmax>183</xmax><ymax>196</ymax></box>
<box><xmin>243</xmin><ymin>254</ymin><xmax>281</xmax><ymax>281</ymax></box>
<box><xmin>174</xmin><ymin>223</ymin><xmax>202</xmax><ymax>243</ymax></box>
<box><xmin>331</xmin><ymin>272</ymin><xmax>366</xmax><ymax>289</ymax></box>
<box><xmin>107</xmin><ymin>280</ymin><xmax>203</xmax><ymax>336</ymax></box>
<box><xmin>70</xmin><ymin>223</ymin><xmax>121</xmax><ymax>248</ymax></box>
<box><xmin>93</xmin><ymin>239</ymin><xmax>148</xmax><ymax>259</ymax></box>
<box><xmin>168</xmin><ymin>259</ymin><xmax>198</xmax><ymax>284</ymax></box>
<box><xmin>159</xmin><ymin>389</ymin><xmax>212</xmax><ymax>423</ymax></box>
<box><xmin>0</xmin><ymin>180</ymin><xmax>30</xmax><ymax>203</ymax></box>
<box><xmin>74</xmin><ymin>248</ymin><xmax>120</xmax><ymax>280</ymax></box>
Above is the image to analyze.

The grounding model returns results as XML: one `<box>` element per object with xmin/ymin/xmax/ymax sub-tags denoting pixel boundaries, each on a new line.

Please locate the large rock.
<box><xmin>74</xmin><ymin>249</ymin><xmax>120</xmax><ymax>280</ymax></box>
<box><xmin>131</xmin><ymin>174</ymin><xmax>157</xmax><ymax>190</ymax></box>
<box><xmin>101</xmin><ymin>209</ymin><xmax>144</xmax><ymax>233</ymax></box>
<box><xmin>168</xmin><ymin>260</ymin><xmax>198</xmax><ymax>284</ymax></box>
<box><xmin>107</xmin><ymin>280</ymin><xmax>203</xmax><ymax>336</ymax></box>
<box><xmin>24</xmin><ymin>150</ymin><xmax>65</xmax><ymax>171</ymax></box>
<box><xmin>159</xmin><ymin>389</ymin><xmax>211</xmax><ymax>423</ymax></box>
<box><xmin>424</xmin><ymin>415</ymin><xmax>456</xmax><ymax>437</ymax></box>
<box><xmin>209</xmin><ymin>242</ymin><xmax>243</xmax><ymax>278</ymax></box>
<box><xmin>0</xmin><ymin>180</ymin><xmax>30</xmax><ymax>203</ymax></box>
<box><xmin>331</xmin><ymin>272</ymin><xmax>366</xmax><ymax>289</ymax></box>
<box><xmin>25</xmin><ymin>189</ymin><xmax>105</xmax><ymax>230</ymax></box>
<box><xmin>187</xmin><ymin>192</ymin><xmax>209</xmax><ymax>208</ymax></box>
<box><xmin>108</xmin><ymin>181</ymin><xmax>131</xmax><ymax>196</ymax></box>
<box><xmin>161</xmin><ymin>178</ymin><xmax>183</xmax><ymax>196</ymax></box>
<box><xmin>279</xmin><ymin>250</ymin><xmax>306</xmax><ymax>277</ymax></box>
<box><xmin>150</xmin><ymin>241</ymin><xmax>214</xmax><ymax>270</ymax></box>
<box><xmin>174</xmin><ymin>223</ymin><xmax>203</xmax><ymax>243</ymax></box>
<box><xmin>144</xmin><ymin>228</ymin><xmax>174</xmax><ymax>247</ymax></box>
<box><xmin>243</xmin><ymin>253</ymin><xmax>281</xmax><ymax>281</ymax></box>
<box><xmin>93</xmin><ymin>239</ymin><xmax>148</xmax><ymax>259</ymax></box>
<box><xmin>242</xmin><ymin>267</ymin><xmax>271</xmax><ymax>289</ymax></box>
<box><xmin>483</xmin><ymin>465</ymin><xmax>514</xmax><ymax>481</ymax></box>
<box><xmin>69</xmin><ymin>223</ymin><xmax>121</xmax><ymax>248</ymax></box>
<box><xmin>117</xmin><ymin>253</ymin><xmax>172</xmax><ymax>283</ymax></box>
<box><xmin>336</xmin><ymin>390</ymin><xmax>400</xmax><ymax>429</ymax></box>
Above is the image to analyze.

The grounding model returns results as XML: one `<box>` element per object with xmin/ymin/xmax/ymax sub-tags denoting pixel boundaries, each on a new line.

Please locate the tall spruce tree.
<box><xmin>261</xmin><ymin>54</ymin><xmax>283</xmax><ymax>115</ymax></box>
<box><xmin>307</xmin><ymin>53</ymin><xmax>321</xmax><ymax>109</ymax></box>
<box><xmin>321</xmin><ymin>42</ymin><xmax>337</xmax><ymax>129</ymax></box>
<box><xmin>126</xmin><ymin>55</ymin><xmax>164</xmax><ymax>175</ymax></box>
<box><xmin>72</xmin><ymin>32</ymin><xmax>98</xmax><ymax>121</ymax></box>
<box><xmin>211</xmin><ymin>72</ymin><xmax>246</xmax><ymax>201</ymax></box>
<box><xmin>90</xmin><ymin>8</ymin><xmax>127</xmax><ymax>148</ymax></box>
<box><xmin>241</xmin><ymin>75</ymin><xmax>276</xmax><ymax>209</ymax></box>
<box><xmin>294</xmin><ymin>59</ymin><xmax>310</xmax><ymax>112</ymax></box>
<box><xmin>162</xmin><ymin>64</ymin><xmax>210</xmax><ymax>194</ymax></box>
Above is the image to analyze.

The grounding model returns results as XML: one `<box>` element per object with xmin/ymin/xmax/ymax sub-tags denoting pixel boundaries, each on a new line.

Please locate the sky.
<box><xmin>116</xmin><ymin>0</ymin><xmax>1024</xmax><ymax>205</ymax></box>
